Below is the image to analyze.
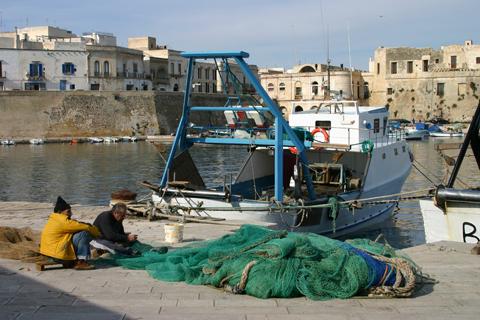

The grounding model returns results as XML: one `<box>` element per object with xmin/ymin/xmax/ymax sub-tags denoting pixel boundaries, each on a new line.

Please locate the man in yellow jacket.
<box><xmin>40</xmin><ymin>196</ymin><xmax>101</xmax><ymax>270</ymax></box>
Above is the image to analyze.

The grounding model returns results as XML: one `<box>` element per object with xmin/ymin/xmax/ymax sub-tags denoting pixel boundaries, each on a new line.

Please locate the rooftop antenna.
<box><xmin>326</xmin><ymin>23</ymin><xmax>331</xmax><ymax>99</ymax></box>
<box><xmin>347</xmin><ymin>22</ymin><xmax>353</xmax><ymax>99</ymax></box>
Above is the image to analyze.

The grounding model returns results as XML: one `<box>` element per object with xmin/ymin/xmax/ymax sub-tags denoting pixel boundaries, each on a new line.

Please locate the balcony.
<box><xmin>25</xmin><ymin>73</ymin><xmax>45</xmax><ymax>81</ymax></box>
<box><xmin>117</xmin><ymin>71</ymin><xmax>146</xmax><ymax>79</ymax></box>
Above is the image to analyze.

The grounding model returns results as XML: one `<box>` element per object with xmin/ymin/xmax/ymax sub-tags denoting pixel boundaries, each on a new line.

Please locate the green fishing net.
<box><xmin>108</xmin><ymin>224</ymin><xmax>415</xmax><ymax>300</ymax></box>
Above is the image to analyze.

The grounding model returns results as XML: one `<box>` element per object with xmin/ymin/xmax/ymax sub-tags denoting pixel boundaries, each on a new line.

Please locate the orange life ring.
<box><xmin>311</xmin><ymin>128</ymin><xmax>330</xmax><ymax>143</ymax></box>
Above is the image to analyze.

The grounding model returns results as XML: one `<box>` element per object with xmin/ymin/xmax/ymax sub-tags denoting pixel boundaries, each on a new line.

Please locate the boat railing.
<box><xmin>308</xmin><ymin>126</ymin><xmax>406</xmax><ymax>149</ymax></box>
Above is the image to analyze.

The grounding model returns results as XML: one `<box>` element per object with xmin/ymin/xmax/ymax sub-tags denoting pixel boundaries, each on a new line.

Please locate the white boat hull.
<box><xmin>153</xmin><ymin>141</ymin><xmax>411</xmax><ymax>237</ymax></box>
<box><xmin>429</xmin><ymin>132</ymin><xmax>464</xmax><ymax>138</ymax></box>
<box><xmin>420</xmin><ymin>199</ymin><xmax>480</xmax><ymax>243</ymax></box>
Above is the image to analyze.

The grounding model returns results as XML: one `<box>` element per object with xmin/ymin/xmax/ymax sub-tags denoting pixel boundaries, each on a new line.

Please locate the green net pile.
<box><xmin>110</xmin><ymin>225</ymin><xmax>415</xmax><ymax>300</ymax></box>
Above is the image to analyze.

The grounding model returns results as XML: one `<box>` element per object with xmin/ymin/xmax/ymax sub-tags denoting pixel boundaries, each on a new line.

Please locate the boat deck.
<box><xmin>0</xmin><ymin>201</ymin><xmax>479</xmax><ymax>320</ymax></box>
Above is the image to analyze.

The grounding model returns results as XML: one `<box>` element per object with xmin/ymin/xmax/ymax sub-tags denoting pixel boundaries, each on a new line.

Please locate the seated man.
<box><xmin>40</xmin><ymin>196</ymin><xmax>100</xmax><ymax>270</ymax></box>
<box><xmin>91</xmin><ymin>203</ymin><xmax>138</xmax><ymax>255</ymax></box>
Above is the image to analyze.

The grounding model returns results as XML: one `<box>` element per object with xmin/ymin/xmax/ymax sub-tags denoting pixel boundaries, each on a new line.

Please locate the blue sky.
<box><xmin>1</xmin><ymin>0</ymin><xmax>477</xmax><ymax>69</ymax></box>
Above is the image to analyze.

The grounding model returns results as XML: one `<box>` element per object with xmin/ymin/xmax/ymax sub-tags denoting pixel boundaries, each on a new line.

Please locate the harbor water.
<box><xmin>0</xmin><ymin>138</ymin><xmax>477</xmax><ymax>248</ymax></box>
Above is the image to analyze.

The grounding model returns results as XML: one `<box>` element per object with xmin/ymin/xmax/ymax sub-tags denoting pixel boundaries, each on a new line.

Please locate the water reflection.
<box><xmin>0</xmin><ymin>137</ymin><xmax>477</xmax><ymax>248</ymax></box>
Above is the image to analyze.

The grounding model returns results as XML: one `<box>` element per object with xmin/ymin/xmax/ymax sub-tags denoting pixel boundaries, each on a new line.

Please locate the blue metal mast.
<box><xmin>159</xmin><ymin>51</ymin><xmax>316</xmax><ymax>201</ymax></box>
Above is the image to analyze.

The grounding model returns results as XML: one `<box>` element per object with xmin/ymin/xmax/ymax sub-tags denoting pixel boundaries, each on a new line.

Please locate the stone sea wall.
<box><xmin>0</xmin><ymin>91</ymin><xmax>227</xmax><ymax>138</ymax></box>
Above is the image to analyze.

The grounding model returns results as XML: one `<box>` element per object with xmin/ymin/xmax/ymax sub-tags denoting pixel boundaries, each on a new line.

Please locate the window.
<box><xmin>212</xmin><ymin>84</ymin><xmax>217</xmax><ymax>93</ymax></box>
<box><xmin>374</xmin><ymin>118</ymin><xmax>380</xmax><ymax>133</ymax></box>
<box><xmin>25</xmin><ymin>82</ymin><xmax>46</xmax><ymax>90</ymax></box>
<box><xmin>213</xmin><ymin>70</ymin><xmax>217</xmax><ymax>80</ymax></box>
<box><xmin>377</xmin><ymin>63</ymin><xmax>380</xmax><ymax>75</ymax></box>
<box><xmin>59</xmin><ymin>80</ymin><xmax>67</xmax><ymax>91</ymax></box>
<box><xmin>205</xmin><ymin>82</ymin><xmax>210</xmax><ymax>93</ymax></box>
<box><xmin>423</xmin><ymin>60</ymin><xmax>429</xmax><ymax>72</ymax></box>
<box><xmin>295</xmin><ymin>82</ymin><xmax>302</xmax><ymax>97</ymax></box>
<box><xmin>407</xmin><ymin>61</ymin><xmax>413</xmax><ymax>73</ymax></box>
<box><xmin>315</xmin><ymin>121</ymin><xmax>331</xmax><ymax>129</ymax></box>
<box><xmin>477</xmin><ymin>57</ymin><xmax>480</xmax><ymax>64</ymax></box>
<box><xmin>279</xmin><ymin>83</ymin><xmax>285</xmax><ymax>91</ymax></box>
<box><xmin>243</xmin><ymin>76</ymin><xmax>246</xmax><ymax>84</ymax></box>
<box><xmin>295</xmin><ymin>106</ymin><xmax>303</xmax><ymax>112</ymax></box>
<box><xmin>70</xmin><ymin>84</ymin><xmax>75</xmax><ymax>90</ymax></box>
<box><xmin>62</xmin><ymin>62</ymin><xmax>75</xmax><ymax>75</ymax></box>
<box><xmin>387</xmin><ymin>88</ymin><xmax>393</xmax><ymax>95</ymax></box>
<box><xmin>197</xmin><ymin>67</ymin><xmax>202</xmax><ymax>79</ymax></box>
<box><xmin>458</xmin><ymin>83</ymin><xmax>467</xmax><ymax>95</ymax></box>
<box><xmin>173</xmin><ymin>83</ymin><xmax>179</xmax><ymax>91</ymax></box>
<box><xmin>133</xmin><ymin>63</ymin><xmax>138</xmax><ymax>74</ymax></box>
<box><xmin>126</xmin><ymin>84</ymin><xmax>134</xmax><ymax>91</ymax></box>
<box><xmin>197</xmin><ymin>83</ymin><xmax>202</xmax><ymax>92</ymax></box>
<box><xmin>0</xmin><ymin>61</ymin><xmax>2</xmax><ymax>77</ymax></box>
<box><xmin>435</xmin><ymin>58</ymin><xmax>440</xmax><ymax>64</ymax></box>
<box><xmin>437</xmin><ymin>83</ymin><xmax>445</xmax><ymax>96</ymax></box>
<box><xmin>205</xmin><ymin>68</ymin><xmax>210</xmax><ymax>80</ymax></box>
<box><xmin>177</xmin><ymin>63</ymin><xmax>181</xmax><ymax>75</ymax></box>
<box><xmin>391</xmin><ymin>62</ymin><xmax>397</xmax><ymax>74</ymax></box>
<box><xmin>383</xmin><ymin>117</ymin><xmax>388</xmax><ymax>135</ymax></box>
<box><xmin>170</xmin><ymin>63</ymin><xmax>174</xmax><ymax>74</ymax></box>
<box><xmin>29</xmin><ymin>62</ymin><xmax>43</xmax><ymax>78</ymax></box>
<box><xmin>364</xmin><ymin>82</ymin><xmax>369</xmax><ymax>99</ymax></box>
<box><xmin>123</xmin><ymin>63</ymin><xmax>127</xmax><ymax>74</ymax></box>
<box><xmin>280</xmin><ymin>107</ymin><xmax>287</xmax><ymax>116</ymax></box>
<box><xmin>451</xmin><ymin>56</ymin><xmax>457</xmax><ymax>69</ymax></box>
<box><xmin>357</xmin><ymin>81</ymin><xmax>360</xmax><ymax>99</ymax></box>
<box><xmin>312</xmin><ymin>81</ymin><xmax>319</xmax><ymax>95</ymax></box>
<box><xmin>103</xmin><ymin>61</ymin><xmax>109</xmax><ymax>76</ymax></box>
<box><xmin>267</xmin><ymin>83</ymin><xmax>274</xmax><ymax>92</ymax></box>
<box><xmin>94</xmin><ymin>61</ymin><xmax>100</xmax><ymax>76</ymax></box>
<box><xmin>90</xmin><ymin>83</ymin><xmax>100</xmax><ymax>90</ymax></box>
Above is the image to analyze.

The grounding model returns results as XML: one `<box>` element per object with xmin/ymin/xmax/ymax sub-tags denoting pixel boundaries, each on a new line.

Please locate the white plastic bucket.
<box><xmin>164</xmin><ymin>223</ymin><xmax>184</xmax><ymax>243</ymax></box>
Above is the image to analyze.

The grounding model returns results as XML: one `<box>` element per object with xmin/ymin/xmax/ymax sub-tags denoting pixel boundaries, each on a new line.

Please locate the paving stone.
<box><xmin>1</xmin><ymin>201</ymin><xmax>480</xmax><ymax>319</ymax></box>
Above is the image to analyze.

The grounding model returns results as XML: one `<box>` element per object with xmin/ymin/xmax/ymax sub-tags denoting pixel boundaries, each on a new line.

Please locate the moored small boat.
<box><xmin>29</xmin><ymin>138</ymin><xmax>45</xmax><ymax>145</ymax></box>
<box><xmin>88</xmin><ymin>137</ymin><xmax>104</xmax><ymax>143</ymax></box>
<box><xmin>0</xmin><ymin>139</ymin><xmax>15</xmax><ymax>145</ymax></box>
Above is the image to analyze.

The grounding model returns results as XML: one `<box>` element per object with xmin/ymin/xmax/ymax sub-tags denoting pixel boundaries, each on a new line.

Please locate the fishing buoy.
<box><xmin>164</xmin><ymin>223</ymin><xmax>184</xmax><ymax>243</ymax></box>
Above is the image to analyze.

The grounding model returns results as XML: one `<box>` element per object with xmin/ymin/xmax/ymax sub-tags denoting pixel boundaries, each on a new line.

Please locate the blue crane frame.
<box><xmin>160</xmin><ymin>51</ymin><xmax>316</xmax><ymax>201</ymax></box>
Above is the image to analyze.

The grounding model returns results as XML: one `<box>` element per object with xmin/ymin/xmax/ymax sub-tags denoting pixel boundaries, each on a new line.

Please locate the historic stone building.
<box><xmin>366</xmin><ymin>40</ymin><xmax>480</xmax><ymax>122</ymax></box>
<box><xmin>0</xmin><ymin>26</ymin><xmax>152</xmax><ymax>91</ymax></box>
<box><xmin>260</xmin><ymin>64</ymin><xmax>368</xmax><ymax>117</ymax></box>
<box><xmin>128</xmin><ymin>36</ymin><xmax>259</xmax><ymax>93</ymax></box>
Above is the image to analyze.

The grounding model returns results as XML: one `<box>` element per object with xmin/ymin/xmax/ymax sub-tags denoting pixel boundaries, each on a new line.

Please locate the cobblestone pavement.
<box><xmin>0</xmin><ymin>201</ymin><xmax>479</xmax><ymax>319</ymax></box>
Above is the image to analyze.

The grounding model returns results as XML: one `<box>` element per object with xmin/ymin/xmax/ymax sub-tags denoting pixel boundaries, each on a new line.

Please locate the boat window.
<box><xmin>315</xmin><ymin>121</ymin><xmax>331</xmax><ymax>130</ymax></box>
<box><xmin>374</xmin><ymin>118</ymin><xmax>380</xmax><ymax>133</ymax></box>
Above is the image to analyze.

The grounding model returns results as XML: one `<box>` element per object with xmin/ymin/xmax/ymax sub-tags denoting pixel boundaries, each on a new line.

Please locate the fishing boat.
<box><xmin>121</xmin><ymin>136</ymin><xmax>138</xmax><ymax>142</ymax></box>
<box><xmin>103</xmin><ymin>137</ymin><xmax>119</xmax><ymax>144</ymax></box>
<box><xmin>148</xmin><ymin>51</ymin><xmax>412</xmax><ymax>237</ymax></box>
<box><xmin>404</xmin><ymin>123</ymin><xmax>429</xmax><ymax>140</ymax></box>
<box><xmin>429</xmin><ymin>131</ymin><xmax>464</xmax><ymax>138</ymax></box>
<box><xmin>88</xmin><ymin>137</ymin><xmax>104</xmax><ymax>143</ymax></box>
<box><xmin>420</xmin><ymin>103</ymin><xmax>480</xmax><ymax>243</ymax></box>
<box><xmin>0</xmin><ymin>139</ymin><xmax>15</xmax><ymax>145</ymax></box>
<box><xmin>29</xmin><ymin>138</ymin><xmax>45</xmax><ymax>145</ymax></box>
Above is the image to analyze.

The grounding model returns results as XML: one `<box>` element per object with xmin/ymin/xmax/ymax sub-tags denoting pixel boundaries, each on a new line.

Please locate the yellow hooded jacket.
<box><xmin>40</xmin><ymin>213</ymin><xmax>101</xmax><ymax>261</ymax></box>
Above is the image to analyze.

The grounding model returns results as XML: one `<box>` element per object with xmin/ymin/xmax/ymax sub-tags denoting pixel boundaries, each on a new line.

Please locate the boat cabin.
<box><xmin>288</xmin><ymin>101</ymin><xmax>390</xmax><ymax>147</ymax></box>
